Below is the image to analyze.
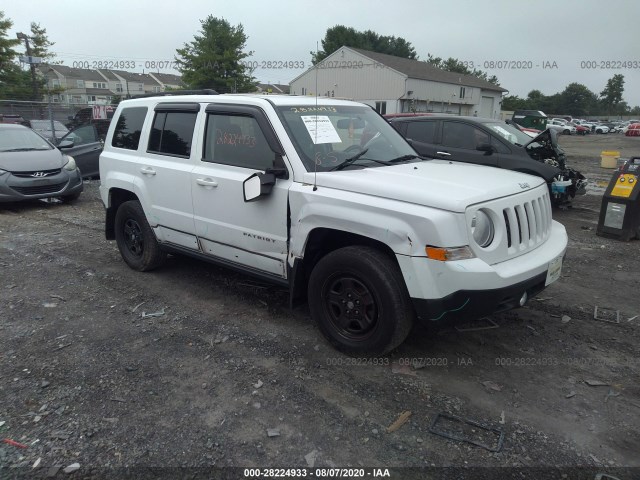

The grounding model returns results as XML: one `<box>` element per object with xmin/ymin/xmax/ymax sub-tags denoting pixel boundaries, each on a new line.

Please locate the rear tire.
<box><xmin>308</xmin><ymin>246</ymin><xmax>414</xmax><ymax>355</ymax></box>
<box><xmin>115</xmin><ymin>200</ymin><xmax>166</xmax><ymax>271</ymax></box>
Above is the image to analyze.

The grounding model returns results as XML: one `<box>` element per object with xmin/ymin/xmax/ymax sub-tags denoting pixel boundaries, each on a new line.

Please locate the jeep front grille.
<box><xmin>466</xmin><ymin>185</ymin><xmax>553</xmax><ymax>265</ymax></box>
<box><xmin>502</xmin><ymin>193</ymin><xmax>551</xmax><ymax>251</ymax></box>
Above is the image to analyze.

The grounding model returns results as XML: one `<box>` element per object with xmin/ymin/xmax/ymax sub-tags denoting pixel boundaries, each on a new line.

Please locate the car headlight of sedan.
<box><xmin>63</xmin><ymin>155</ymin><xmax>77</xmax><ymax>171</ymax></box>
<box><xmin>471</xmin><ymin>209</ymin><xmax>494</xmax><ymax>247</ymax></box>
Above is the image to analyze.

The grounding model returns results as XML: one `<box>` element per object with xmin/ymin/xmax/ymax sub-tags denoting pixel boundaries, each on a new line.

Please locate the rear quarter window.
<box><xmin>112</xmin><ymin>107</ymin><xmax>148</xmax><ymax>150</ymax></box>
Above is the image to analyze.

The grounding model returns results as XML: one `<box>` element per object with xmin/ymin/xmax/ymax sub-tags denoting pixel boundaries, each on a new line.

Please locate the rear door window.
<box><xmin>148</xmin><ymin>112</ymin><xmax>198</xmax><ymax>158</ymax></box>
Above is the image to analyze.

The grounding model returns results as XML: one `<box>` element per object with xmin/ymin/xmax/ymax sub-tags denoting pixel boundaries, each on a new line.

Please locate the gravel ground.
<box><xmin>1</xmin><ymin>133</ymin><xmax>639</xmax><ymax>480</ymax></box>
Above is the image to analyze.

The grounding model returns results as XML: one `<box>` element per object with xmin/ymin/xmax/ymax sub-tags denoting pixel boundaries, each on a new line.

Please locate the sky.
<box><xmin>4</xmin><ymin>0</ymin><xmax>640</xmax><ymax>108</ymax></box>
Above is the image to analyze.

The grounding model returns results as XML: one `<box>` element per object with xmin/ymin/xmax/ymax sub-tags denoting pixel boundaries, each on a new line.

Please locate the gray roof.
<box><xmin>96</xmin><ymin>69</ymin><xmax>120</xmax><ymax>81</ymax></box>
<box><xmin>111</xmin><ymin>70</ymin><xmax>148</xmax><ymax>82</ymax></box>
<box><xmin>144</xmin><ymin>75</ymin><xmax>162</xmax><ymax>86</ymax></box>
<box><xmin>349</xmin><ymin>48</ymin><xmax>507</xmax><ymax>92</ymax></box>
<box><xmin>149</xmin><ymin>72</ymin><xmax>183</xmax><ymax>85</ymax></box>
<box><xmin>37</xmin><ymin>66</ymin><xmax>182</xmax><ymax>88</ymax></box>
<box><xmin>40</xmin><ymin>64</ymin><xmax>106</xmax><ymax>81</ymax></box>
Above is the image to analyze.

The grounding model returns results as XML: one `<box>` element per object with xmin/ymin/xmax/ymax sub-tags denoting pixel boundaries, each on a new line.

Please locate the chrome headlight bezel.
<box><xmin>471</xmin><ymin>209</ymin><xmax>495</xmax><ymax>248</ymax></box>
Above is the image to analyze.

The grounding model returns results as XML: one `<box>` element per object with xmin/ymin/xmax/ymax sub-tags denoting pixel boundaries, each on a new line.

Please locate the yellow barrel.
<box><xmin>600</xmin><ymin>151</ymin><xmax>620</xmax><ymax>169</ymax></box>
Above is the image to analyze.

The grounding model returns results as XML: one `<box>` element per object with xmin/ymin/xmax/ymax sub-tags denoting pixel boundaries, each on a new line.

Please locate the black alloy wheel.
<box><xmin>308</xmin><ymin>246</ymin><xmax>414</xmax><ymax>355</ymax></box>
<box><xmin>114</xmin><ymin>200</ymin><xmax>166</xmax><ymax>271</ymax></box>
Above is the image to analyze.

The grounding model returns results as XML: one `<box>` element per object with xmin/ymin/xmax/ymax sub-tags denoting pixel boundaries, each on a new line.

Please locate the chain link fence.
<box><xmin>0</xmin><ymin>99</ymin><xmax>114</xmax><ymax>125</ymax></box>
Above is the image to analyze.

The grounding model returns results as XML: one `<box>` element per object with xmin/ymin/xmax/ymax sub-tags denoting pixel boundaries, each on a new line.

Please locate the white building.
<box><xmin>290</xmin><ymin>47</ymin><xmax>507</xmax><ymax>118</ymax></box>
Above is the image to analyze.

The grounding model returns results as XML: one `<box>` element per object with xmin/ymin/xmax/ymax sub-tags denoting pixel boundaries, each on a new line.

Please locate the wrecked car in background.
<box><xmin>388</xmin><ymin>115</ymin><xmax>587</xmax><ymax>207</ymax></box>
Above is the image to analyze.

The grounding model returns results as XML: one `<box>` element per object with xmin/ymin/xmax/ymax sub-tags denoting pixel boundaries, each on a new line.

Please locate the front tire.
<box><xmin>115</xmin><ymin>200</ymin><xmax>166</xmax><ymax>271</ymax></box>
<box><xmin>308</xmin><ymin>246</ymin><xmax>414</xmax><ymax>355</ymax></box>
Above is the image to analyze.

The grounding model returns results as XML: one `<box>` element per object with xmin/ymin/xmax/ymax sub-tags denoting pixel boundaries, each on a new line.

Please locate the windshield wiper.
<box><xmin>330</xmin><ymin>150</ymin><xmax>395</xmax><ymax>171</ymax></box>
<box><xmin>388</xmin><ymin>154</ymin><xmax>425</xmax><ymax>163</ymax></box>
<box><xmin>330</xmin><ymin>148</ymin><xmax>370</xmax><ymax>171</ymax></box>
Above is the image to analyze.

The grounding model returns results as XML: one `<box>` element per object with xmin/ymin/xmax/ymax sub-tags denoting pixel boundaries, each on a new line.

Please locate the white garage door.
<box><xmin>480</xmin><ymin>96</ymin><xmax>495</xmax><ymax>118</ymax></box>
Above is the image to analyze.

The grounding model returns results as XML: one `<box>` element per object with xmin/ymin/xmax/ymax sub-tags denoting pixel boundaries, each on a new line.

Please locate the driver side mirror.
<box><xmin>58</xmin><ymin>139</ymin><xmax>75</xmax><ymax>149</ymax></box>
<box><xmin>243</xmin><ymin>172</ymin><xmax>276</xmax><ymax>202</ymax></box>
<box><xmin>476</xmin><ymin>143</ymin><xmax>494</xmax><ymax>155</ymax></box>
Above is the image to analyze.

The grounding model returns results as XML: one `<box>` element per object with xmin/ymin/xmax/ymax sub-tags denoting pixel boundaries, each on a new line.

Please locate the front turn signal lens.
<box><xmin>425</xmin><ymin>246</ymin><xmax>475</xmax><ymax>261</ymax></box>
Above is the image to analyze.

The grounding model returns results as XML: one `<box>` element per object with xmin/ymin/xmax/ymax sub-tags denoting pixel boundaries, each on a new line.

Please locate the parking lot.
<box><xmin>1</xmin><ymin>133</ymin><xmax>639</xmax><ymax>478</ymax></box>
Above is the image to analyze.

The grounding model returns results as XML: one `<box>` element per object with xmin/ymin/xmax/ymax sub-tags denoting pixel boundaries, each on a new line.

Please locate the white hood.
<box><xmin>303</xmin><ymin>160</ymin><xmax>544</xmax><ymax>213</ymax></box>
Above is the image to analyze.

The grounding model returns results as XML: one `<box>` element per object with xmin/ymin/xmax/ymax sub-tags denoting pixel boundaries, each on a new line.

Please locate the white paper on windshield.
<box><xmin>493</xmin><ymin>126</ymin><xmax>512</xmax><ymax>138</ymax></box>
<box><xmin>301</xmin><ymin>115</ymin><xmax>342</xmax><ymax>144</ymax></box>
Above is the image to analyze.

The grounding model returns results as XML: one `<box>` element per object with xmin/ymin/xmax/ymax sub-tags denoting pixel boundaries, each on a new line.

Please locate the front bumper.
<box><xmin>397</xmin><ymin>220</ymin><xmax>567</xmax><ymax>326</ymax></box>
<box><xmin>0</xmin><ymin>168</ymin><xmax>83</xmax><ymax>203</ymax></box>
<box><xmin>411</xmin><ymin>270</ymin><xmax>548</xmax><ymax>325</ymax></box>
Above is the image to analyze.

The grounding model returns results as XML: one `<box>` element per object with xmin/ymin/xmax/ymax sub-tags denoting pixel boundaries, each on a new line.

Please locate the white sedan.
<box><xmin>547</xmin><ymin>120</ymin><xmax>576</xmax><ymax>135</ymax></box>
<box><xmin>595</xmin><ymin>125</ymin><xmax>610</xmax><ymax>134</ymax></box>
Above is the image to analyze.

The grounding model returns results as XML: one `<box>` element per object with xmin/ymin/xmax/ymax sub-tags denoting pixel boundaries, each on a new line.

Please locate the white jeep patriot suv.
<box><xmin>99</xmin><ymin>93</ymin><xmax>567</xmax><ymax>355</ymax></box>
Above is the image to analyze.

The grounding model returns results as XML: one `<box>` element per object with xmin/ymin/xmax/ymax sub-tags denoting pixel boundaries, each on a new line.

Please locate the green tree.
<box><xmin>0</xmin><ymin>11</ymin><xmax>20</xmax><ymax>97</ymax></box>
<box><xmin>526</xmin><ymin>89</ymin><xmax>544</xmax><ymax>103</ymax></box>
<box><xmin>501</xmin><ymin>95</ymin><xmax>528</xmax><ymax>111</ymax></box>
<box><xmin>311</xmin><ymin>25</ymin><xmax>417</xmax><ymax>64</ymax></box>
<box><xmin>1</xmin><ymin>64</ymin><xmax>35</xmax><ymax>100</ymax></box>
<box><xmin>600</xmin><ymin>74</ymin><xmax>624</xmax><ymax>114</ymax></box>
<box><xmin>175</xmin><ymin>16</ymin><xmax>255</xmax><ymax>93</ymax></box>
<box><xmin>0</xmin><ymin>11</ymin><xmax>41</xmax><ymax>100</ymax></box>
<box><xmin>612</xmin><ymin>100</ymin><xmax>630</xmax><ymax>116</ymax></box>
<box><xmin>426</xmin><ymin>55</ymin><xmax>464</xmax><ymax>73</ymax></box>
<box><xmin>29</xmin><ymin>22</ymin><xmax>58</xmax><ymax>63</ymax></box>
<box><xmin>558</xmin><ymin>83</ymin><xmax>599</xmax><ymax>117</ymax></box>
<box><xmin>426</xmin><ymin>54</ymin><xmax>500</xmax><ymax>86</ymax></box>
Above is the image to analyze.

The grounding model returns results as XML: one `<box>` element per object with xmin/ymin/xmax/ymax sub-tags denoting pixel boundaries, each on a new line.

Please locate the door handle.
<box><xmin>436</xmin><ymin>151</ymin><xmax>451</xmax><ymax>157</ymax></box>
<box><xmin>196</xmin><ymin>177</ymin><xmax>218</xmax><ymax>187</ymax></box>
<box><xmin>140</xmin><ymin>167</ymin><xmax>156</xmax><ymax>175</ymax></box>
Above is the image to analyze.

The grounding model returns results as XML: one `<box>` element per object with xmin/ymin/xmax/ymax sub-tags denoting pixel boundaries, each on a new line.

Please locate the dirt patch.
<box><xmin>1</xmin><ymin>134</ymin><xmax>640</xmax><ymax>478</ymax></box>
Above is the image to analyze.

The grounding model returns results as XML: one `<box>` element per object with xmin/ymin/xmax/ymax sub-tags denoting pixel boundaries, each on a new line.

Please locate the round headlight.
<box><xmin>471</xmin><ymin>210</ymin><xmax>494</xmax><ymax>247</ymax></box>
<box><xmin>63</xmin><ymin>155</ymin><xmax>77</xmax><ymax>171</ymax></box>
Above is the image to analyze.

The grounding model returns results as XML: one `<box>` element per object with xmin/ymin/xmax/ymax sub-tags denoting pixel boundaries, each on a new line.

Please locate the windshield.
<box><xmin>0</xmin><ymin>127</ymin><xmax>53</xmax><ymax>152</ymax></box>
<box><xmin>485</xmin><ymin>122</ymin><xmax>532</xmax><ymax>146</ymax></box>
<box><xmin>276</xmin><ymin>104</ymin><xmax>417</xmax><ymax>172</ymax></box>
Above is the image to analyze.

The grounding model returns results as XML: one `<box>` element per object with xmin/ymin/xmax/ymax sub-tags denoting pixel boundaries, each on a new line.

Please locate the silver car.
<box><xmin>23</xmin><ymin>119</ymin><xmax>69</xmax><ymax>143</ymax></box>
<box><xmin>0</xmin><ymin>124</ymin><xmax>83</xmax><ymax>203</ymax></box>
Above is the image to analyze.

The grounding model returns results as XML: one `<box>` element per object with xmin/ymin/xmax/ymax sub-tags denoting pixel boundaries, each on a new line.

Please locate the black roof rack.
<box><xmin>131</xmin><ymin>89</ymin><xmax>219</xmax><ymax>99</ymax></box>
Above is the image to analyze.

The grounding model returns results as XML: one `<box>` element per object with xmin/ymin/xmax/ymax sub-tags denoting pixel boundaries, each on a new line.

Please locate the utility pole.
<box><xmin>16</xmin><ymin>32</ymin><xmax>39</xmax><ymax>102</ymax></box>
